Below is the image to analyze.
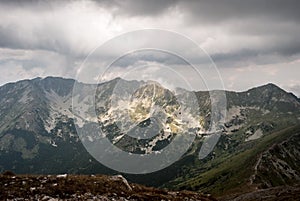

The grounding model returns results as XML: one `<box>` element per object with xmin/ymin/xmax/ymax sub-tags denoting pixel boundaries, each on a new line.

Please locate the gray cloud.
<box><xmin>179</xmin><ymin>0</ymin><xmax>300</xmax><ymax>24</ymax></box>
<box><xmin>110</xmin><ymin>50</ymin><xmax>189</xmax><ymax>67</ymax></box>
<box><xmin>287</xmin><ymin>85</ymin><xmax>300</xmax><ymax>98</ymax></box>
<box><xmin>99</xmin><ymin>0</ymin><xmax>300</xmax><ymax>59</ymax></box>
<box><xmin>92</xmin><ymin>0</ymin><xmax>300</xmax><ymax>24</ymax></box>
<box><xmin>99</xmin><ymin>0</ymin><xmax>178</xmax><ymax>16</ymax></box>
<box><xmin>0</xmin><ymin>0</ymin><xmax>299</xmax><ymax>58</ymax></box>
<box><xmin>0</xmin><ymin>0</ymin><xmax>298</xmax><ymax>61</ymax></box>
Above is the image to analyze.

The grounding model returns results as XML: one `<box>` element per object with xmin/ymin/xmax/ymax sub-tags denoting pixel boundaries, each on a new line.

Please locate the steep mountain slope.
<box><xmin>0</xmin><ymin>77</ymin><xmax>108</xmax><ymax>174</ymax></box>
<box><xmin>163</xmin><ymin>84</ymin><xmax>300</xmax><ymax>196</ymax></box>
<box><xmin>0</xmin><ymin>77</ymin><xmax>300</xmax><ymax>198</ymax></box>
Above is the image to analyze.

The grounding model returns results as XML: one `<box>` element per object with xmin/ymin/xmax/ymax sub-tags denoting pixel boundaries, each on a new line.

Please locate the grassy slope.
<box><xmin>170</xmin><ymin>124</ymin><xmax>300</xmax><ymax>196</ymax></box>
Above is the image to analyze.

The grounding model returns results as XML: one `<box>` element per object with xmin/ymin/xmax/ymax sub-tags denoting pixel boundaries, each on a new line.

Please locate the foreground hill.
<box><xmin>0</xmin><ymin>172</ymin><xmax>215</xmax><ymax>201</ymax></box>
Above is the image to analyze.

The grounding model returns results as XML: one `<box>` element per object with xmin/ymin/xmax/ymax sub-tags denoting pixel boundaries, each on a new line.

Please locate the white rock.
<box><xmin>57</xmin><ymin>174</ymin><xmax>67</xmax><ymax>178</ymax></box>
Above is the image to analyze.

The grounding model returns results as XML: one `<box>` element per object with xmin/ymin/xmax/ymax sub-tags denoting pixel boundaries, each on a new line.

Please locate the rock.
<box><xmin>2</xmin><ymin>170</ymin><xmax>16</xmax><ymax>176</ymax></box>
<box><xmin>56</xmin><ymin>174</ymin><xmax>67</xmax><ymax>178</ymax></box>
<box><xmin>111</xmin><ymin>175</ymin><xmax>132</xmax><ymax>191</ymax></box>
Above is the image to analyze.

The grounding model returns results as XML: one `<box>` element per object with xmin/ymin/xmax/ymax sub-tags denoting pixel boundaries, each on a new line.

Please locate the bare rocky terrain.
<box><xmin>0</xmin><ymin>172</ymin><xmax>216</xmax><ymax>201</ymax></box>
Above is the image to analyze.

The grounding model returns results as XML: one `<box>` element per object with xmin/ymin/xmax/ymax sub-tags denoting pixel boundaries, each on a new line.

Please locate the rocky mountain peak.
<box><xmin>0</xmin><ymin>77</ymin><xmax>300</xmax><ymax>198</ymax></box>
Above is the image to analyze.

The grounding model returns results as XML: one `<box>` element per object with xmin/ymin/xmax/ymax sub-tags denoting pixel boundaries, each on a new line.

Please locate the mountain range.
<box><xmin>0</xmin><ymin>76</ymin><xmax>299</xmax><ymax>200</ymax></box>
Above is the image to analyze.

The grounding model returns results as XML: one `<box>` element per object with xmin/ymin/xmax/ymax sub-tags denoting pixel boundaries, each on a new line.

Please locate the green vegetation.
<box><xmin>168</xmin><ymin>125</ymin><xmax>300</xmax><ymax>196</ymax></box>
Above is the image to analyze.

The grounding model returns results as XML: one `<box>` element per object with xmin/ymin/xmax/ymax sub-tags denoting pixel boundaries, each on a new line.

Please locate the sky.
<box><xmin>0</xmin><ymin>0</ymin><xmax>299</xmax><ymax>96</ymax></box>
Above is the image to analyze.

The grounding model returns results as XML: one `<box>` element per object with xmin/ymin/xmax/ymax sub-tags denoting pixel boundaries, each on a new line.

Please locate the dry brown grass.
<box><xmin>0</xmin><ymin>173</ymin><xmax>216</xmax><ymax>200</ymax></box>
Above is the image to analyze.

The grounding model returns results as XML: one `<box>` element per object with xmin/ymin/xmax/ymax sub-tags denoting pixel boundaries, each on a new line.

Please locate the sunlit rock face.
<box><xmin>95</xmin><ymin>79</ymin><xmax>203</xmax><ymax>154</ymax></box>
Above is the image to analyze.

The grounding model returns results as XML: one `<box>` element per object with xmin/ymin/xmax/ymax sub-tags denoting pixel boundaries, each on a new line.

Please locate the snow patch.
<box><xmin>50</xmin><ymin>140</ymin><xmax>58</xmax><ymax>147</ymax></box>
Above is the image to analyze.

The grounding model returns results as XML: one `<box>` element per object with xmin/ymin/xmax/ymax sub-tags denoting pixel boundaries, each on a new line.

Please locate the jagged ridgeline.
<box><xmin>0</xmin><ymin>77</ymin><xmax>300</xmax><ymax>197</ymax></box>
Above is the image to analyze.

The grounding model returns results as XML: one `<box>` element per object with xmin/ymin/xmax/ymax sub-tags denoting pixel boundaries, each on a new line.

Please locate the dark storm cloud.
<box><xmin>103</xmin><ymin>0</ymin><xmax>300</xmax><ymax>59</ymax></box>
<box><xmin>0</xmin><ymin>25</ymin><xmax>71</xmax><ymax>55</ymax></box>
<box><xmin>0</xmin><ymin>0</ymin><xmax>299</xmax><ymax>66</ymax></box>
<box><xmin>211</xmin><ymin>38</ymin><xmax>300</xmax><ymax>66</ymax></box>
<box><xmin>178</xmin><ymin>0</ymin><xmax>300</xmax><ymax>24</ymax></box>
<box><xmin>2</xmin><ymin>0</ymin><xmax>300</xmax><ymax>25</ymax></box>
<box><xmin>275</xmin><ymin>40</ymin><xmax>300</xmax><ymax>56</ymax></box>
<box><xmin>211</xmin><ymin>49</ymin><xmax>259</xmax><ymax>63</ymax></box>
<box><xmin>210</xmin><ymin>50</ymin><xmax>288</xmax><ymax>68</ymax></box>
<box><xmin>92</xmin><ymin>0</ymin><xmax>300</xmax><ymax>23</ymax></box>
<box><xmin>96</xmin><ymin>0</ymin><xmax>300</xmax><ymax>58</ymax></box>
<box><xmin>4</xmin><ymin>0</ymin><xmax>300</xmax><ymax>22</ymax></box>
<box><xmin>0</xmin><ymin>0</ymin><xmax>60</xmax><ymax>11</ymax></box>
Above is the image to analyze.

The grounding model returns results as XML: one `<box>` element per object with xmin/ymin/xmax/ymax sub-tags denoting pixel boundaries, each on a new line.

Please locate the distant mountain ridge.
<box><xmin>0</xmin><ymin>76</ymin><xmax>300</xmax><ymax>198</ymax></box>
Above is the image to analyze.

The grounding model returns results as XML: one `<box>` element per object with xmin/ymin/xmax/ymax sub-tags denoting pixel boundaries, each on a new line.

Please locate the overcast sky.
<box><xmin>0</xmin><ymin>0</ymin><xmax>299</xmax><ymax>96</ymax></box>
